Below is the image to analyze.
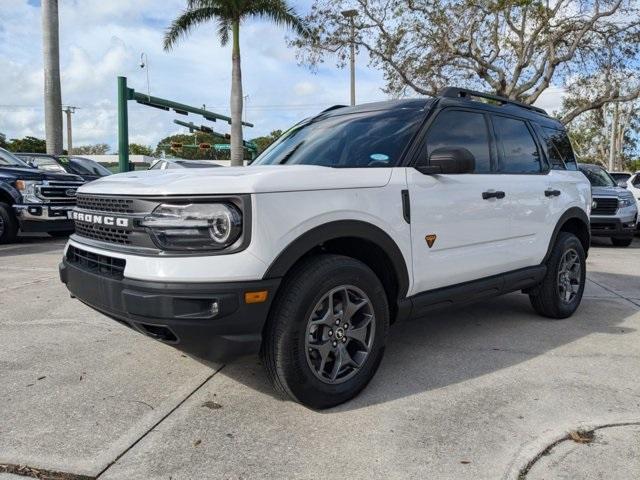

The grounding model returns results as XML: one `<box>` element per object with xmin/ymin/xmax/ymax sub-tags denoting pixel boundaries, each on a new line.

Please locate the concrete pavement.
<box><xmin>1</xmin><ymin>235</ymin><xmax>639</xmax><ymax>479</ymax></box>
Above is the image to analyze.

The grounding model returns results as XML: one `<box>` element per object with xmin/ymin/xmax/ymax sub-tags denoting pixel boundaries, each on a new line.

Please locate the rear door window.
<box><xmin>423</xmin><ymin>109</ymin><xmax>492</xmax><ymax>173</ymax></box>
<box><xmin>493</xmin><ymin>116</ymin><xmax>542</xmax><ymax>174</ymax></box>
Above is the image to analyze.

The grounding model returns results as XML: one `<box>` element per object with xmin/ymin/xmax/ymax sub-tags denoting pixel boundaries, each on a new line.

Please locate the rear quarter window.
<box><xmin>540</xmin><ymin>127</ymin><xmax>578</xmax><ymax>171</ymax></box>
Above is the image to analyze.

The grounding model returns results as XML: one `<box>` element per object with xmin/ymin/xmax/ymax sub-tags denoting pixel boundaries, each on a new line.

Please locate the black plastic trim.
<box><xmin>263</xmin><ymin>220</ymin><xmax>410</xmax><ymax>298</ymax></box>
<box><xmin>401</xmin><ymin>189</ymin><xmax>411</xmax><ymax>223</ymax></box>
<box><xmin>542</xmin><ymin>207</ymin><xmax>590</xmax><ymax>262</ymax></box>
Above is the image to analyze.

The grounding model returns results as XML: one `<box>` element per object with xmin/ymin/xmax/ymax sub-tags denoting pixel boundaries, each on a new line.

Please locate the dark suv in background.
<box><xmin>579</xmin><ymin>163</ymin><xmax>638</xmax><ymax>247</ymax></box>
<box><xmin>0</xmin><ymin>147</ymin><xmax>84</xmax><ymax>243</ymax></box>
<box><xmin>16</xmin><ymin>153</ymin><xmax>112</xmax><ymax>182</ymax></box>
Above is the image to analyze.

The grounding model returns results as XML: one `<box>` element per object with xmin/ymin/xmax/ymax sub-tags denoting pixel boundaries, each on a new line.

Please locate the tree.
<box><xmin>6</xmin><ymin>136</ymin><xmax>47</xmax><ymax>153</ymax></box>
<box><xmin>250</xmin><ymin>129</ymin><xmax>282</xmax><ymax>153</ymax></box>
<box><xmin>0</xmin><ymin>133</ymin><xmax>7</xmax><ymax>149</ymax></box>
<box><xmin>74</xmin><ymin>144</ymin><xmax>110</xmax><ymax>155</ymax></box>
<box><xmin>42</xmin><ymin>0</ymin><xmax>63</xmax><ymax>154</ymax></box>
<box><xmin>129</xmin><ymin>143</ymin><xmax>154</xmax><ymax>156</ymax></box>
<box><xmin>294</xmin><ymin>0</ymin><xmax>640</xmax><ymax>123</ymax></box>
<box><xmin>164</xmin><ymin>0</ymin><xmax>308</xmax><ymax>166</ymax></box>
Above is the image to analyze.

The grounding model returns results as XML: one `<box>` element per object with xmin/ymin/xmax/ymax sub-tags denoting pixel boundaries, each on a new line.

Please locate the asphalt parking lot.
<box><xmin>1</xmin><ymin>235</ymin><xmax>639</xmax><ymax>480</ymax></box>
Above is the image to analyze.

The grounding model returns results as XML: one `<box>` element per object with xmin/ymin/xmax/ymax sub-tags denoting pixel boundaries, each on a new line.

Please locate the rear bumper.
<box><xmin>59</xmin><ymin>258</ymin><xmax>280</xmax><ymax>362</ymax></box>
<box><xmin>14</xmin><ymin>204</ymin><xmax>75</xmax><ymax>232</ymax></box>
<box><xmin>590</xmin><ymin>215</ymin><xmax>637</xmax><ymax>238</ymax></box>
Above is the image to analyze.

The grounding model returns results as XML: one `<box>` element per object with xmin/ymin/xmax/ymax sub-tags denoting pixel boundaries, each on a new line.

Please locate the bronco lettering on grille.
<box><xmin>68</xmin><ymin>210</ymin><xmax>130</xmax><ymax>228</ymax></box>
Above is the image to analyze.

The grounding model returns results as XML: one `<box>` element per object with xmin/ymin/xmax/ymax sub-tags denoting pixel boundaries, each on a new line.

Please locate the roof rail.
<box><xmin>319</xmin><ymin>104</ymin><xmax>348</xmax><ymax>114</ymax></box>
<box><xmin>438</xmin><ymin>87</ymin><xmax>548</xmax><ymax>115</ymax></box>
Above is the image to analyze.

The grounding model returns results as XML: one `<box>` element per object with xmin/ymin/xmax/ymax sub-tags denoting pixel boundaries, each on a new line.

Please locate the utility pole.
<box><xmin>62</xmin><ymin>106</ymin><xmax>76</xmax><ymax>155</ymax></box>
<box><xmin>42</xmin><ymin>0</ymin><xmax>64</xmax><ymax>154</ymax></box>
<box><xmin>341</xmin><ymin>9</ymin><xmax>358</xmax><ymax>106</ymax></box>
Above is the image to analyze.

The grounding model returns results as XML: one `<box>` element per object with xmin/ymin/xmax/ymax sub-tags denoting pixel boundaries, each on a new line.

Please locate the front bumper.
<box><xmin>59</xmin><ymin>258</ymin><xmax>280</xmax><ymax>362</ymax></box>
<box><xmin>14</xmin><ymin>204</ymin><xmax>75</xmax><ymax>232</ymax></box>
<box><xmin>590</xmin><ymin>214</ymin><xmax>637</xmax><ymax>238</ymax></box>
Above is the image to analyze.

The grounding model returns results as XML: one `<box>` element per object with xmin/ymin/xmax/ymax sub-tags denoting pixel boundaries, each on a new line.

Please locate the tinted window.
<box><xmin>540</xmin><ymin>127</ymin><xmax>577</xmax><ymax>171</ymax></box>
<box><xmin>0</xmin><ymin>149</ymin><xmax>31</xmax><ymax>167</ymax></box>
<box><xmin>494</xmin><ymin>116</ymin><xmax>541</xmax><ymax>173</ymax></box>
<box><xmin>632</xmin><ymin>174</ymin><xmax>640</xmax><ymax>187</ymax></box>
<box><xmin>609</xmin><ymin>172</ymin><xmax>630</xmax><ymax>182</ymax></box>
<box><xmin>253</xmin><ymin>108</ymin><xmax>424</xmax><ymax>168</ymax></box>
<box><xmin>579</xmin><ymin>165</ymin><xmax>616</xmax><ymax>187</ymax></box>
<box><xmin>69</xmin><ymin>157</ymin><xmax>112</xmax><ymax>176</ymax></box>
<box><xmin>424</xmin><ymin>110</ymin><xmax>491</xmax><ymax>173</ymax></box>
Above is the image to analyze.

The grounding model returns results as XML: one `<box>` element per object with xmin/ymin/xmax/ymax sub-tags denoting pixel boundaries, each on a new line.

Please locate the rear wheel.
<box><xmin>529</xmin><ymin>232</ymin><xmax>586</xmax><ymax>319</ymax></box>
<box><xmin>0</xmin><ymin>202</ymin><xmax>18</xmax><ymax>244</ymax></box>
<box><xmin>611</xmin><ymin>237</ymin><xmax>633</xmax><ymax>247</ymax></box>
<box><xmin>261</xmin><ymin>254</ymin><xmax>389</xmax><ymax>409</ymax></box>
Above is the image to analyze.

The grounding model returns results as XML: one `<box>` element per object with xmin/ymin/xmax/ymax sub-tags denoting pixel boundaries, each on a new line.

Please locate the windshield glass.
<box><xmin>579</xmin><ymin>165</ymin><xmax>616</xmax><ymax>187</ymax></box>
<box><xmin>252</xmin><ymin>108</ymin><xmax>425</xmax><ymax>168</ymax></box>
<box><xmin>0</xmin><ymin>148</ymin><xmax>30</xmax><ymax>167</ymax></box>
<box><xmin>22</xmin><ymin>155</ymin><xmax>66</xmax><ymax>172</ymax></box>
<box><xmin>69</xmin><ymin>157</ymin><xmax>112</xmax><ymax>176</ymax></box>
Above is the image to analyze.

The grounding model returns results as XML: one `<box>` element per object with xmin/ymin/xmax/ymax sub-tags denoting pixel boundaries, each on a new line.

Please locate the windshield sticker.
<box><xmin>370</xmin><ymin>153</ymin><xmax>390</xmax><ymax>162</ymax></box>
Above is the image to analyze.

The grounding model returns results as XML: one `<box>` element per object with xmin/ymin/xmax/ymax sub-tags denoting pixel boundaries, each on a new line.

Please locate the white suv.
<box><xmin>60</xmin><ymin>88</ymin><xmax>591</xmax><ymax>409</ymax></box>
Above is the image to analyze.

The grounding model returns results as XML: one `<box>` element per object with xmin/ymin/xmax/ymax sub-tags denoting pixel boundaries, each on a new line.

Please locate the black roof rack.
<box><xmin>438</xmin><ymin>87</ymin><xmax>548</xmax><ymax>115</ymax></box>
<box><xmin>319</xmin><ymin>104</ymin><xmax>348</xmax><ymax>114</ymax></box>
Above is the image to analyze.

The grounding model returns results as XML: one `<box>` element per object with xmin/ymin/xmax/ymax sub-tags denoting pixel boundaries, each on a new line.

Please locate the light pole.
<box><xmin>139</xmin><ymin>52</ymin><xmax>151</xmax><ymax>99</ymax></box>
<box><xmin>62</xmin><ymin>106</ymin><xmax>76</xmax><ymax>155</ymax></box>
<box><xmin>341</xmin><ymin>9</ymin><xmax>358</xmax><ymax>106</ymax></box>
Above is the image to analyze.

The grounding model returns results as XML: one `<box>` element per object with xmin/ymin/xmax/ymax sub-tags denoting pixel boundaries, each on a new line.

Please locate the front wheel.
<box><xmin>611</xmin><ymin>237</ymin><xmax>633</xmax><ymax>247</ymax></box>
<box><xmin>261</xmin><ymin>254</ymin><xmax>389</xmax><ymax>409</ymax></box>
<box><xmin>529</xmin><ymin>232</ymin><xmax>586</xmax><ymax>319</ymax></box>
<box><xmin>0</xmin><ymin>202</ymin><xmax>18</xmax><ymax>244</ymax></box>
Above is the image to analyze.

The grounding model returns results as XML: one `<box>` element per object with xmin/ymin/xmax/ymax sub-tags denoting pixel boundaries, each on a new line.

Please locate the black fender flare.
<box><xmin>0</xmin><ymin>182</ymin><xmax>20</xmax><ymax>205</ymax></box>
<box><xmin>263</xmin><ymin>220</ymin><xmax>410</xmax><ymax>298</ymax></box>
<box><xmin>543</xmin><ymin>207</ymin><xmax>590</xmax><ymax>262</ymax></box>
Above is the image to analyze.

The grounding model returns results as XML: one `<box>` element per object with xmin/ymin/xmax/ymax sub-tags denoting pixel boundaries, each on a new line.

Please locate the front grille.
<box><xmin>592</xmin><ymin>197</ymin><xmax>618</xmax><ymax>216</ymax></box>
<box><xmin>37</xmin><ymin>181</ymin><xmax>83</xmax><ymax>203</ymax></box>
<box><xmin>76</xmin><ymin>194</ymin><xmax>134</xmax><ymax>213</ymax></box>
<box><xmin>75</xmin><ymin>222</ymin><xmax>131</xmax><ymax>245</ymax></box>
<box><xmin>66</xmin><ymin>245</ymin><xmax>126</xmax><ymax>279</ymax></box>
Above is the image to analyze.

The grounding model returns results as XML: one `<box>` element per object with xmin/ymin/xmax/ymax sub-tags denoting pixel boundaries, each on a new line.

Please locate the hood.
<box><xmin>79</xmin><ymin>165</ymin><xmax>393</xmax><ymax>196</ymax></box>
<box><xmin>591</xmin><ymin>185</ymin><xmax>632</xmax><ymax>198</ymax></box>
<box><xmin>0</xmin><ymin>166</ymin><xmax>83</xmax><ymax>182</ymax></box>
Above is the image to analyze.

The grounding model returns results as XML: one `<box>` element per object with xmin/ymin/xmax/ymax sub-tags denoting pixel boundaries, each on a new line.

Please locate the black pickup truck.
<box><xmin>0</xmin><ymin>147</ymin><xmax>84</xmax><ymax>244</ymax></box>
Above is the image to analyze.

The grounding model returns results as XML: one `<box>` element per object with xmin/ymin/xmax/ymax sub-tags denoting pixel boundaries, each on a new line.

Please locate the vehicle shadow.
<box><xmin>0</xmin><ymin>235</ymin><xmax>67</xmax><ymax>257</ymax></box>
<box><xmin>219</xmin><ymin>283</ymin><xmax>638</xmax><ymax>412</ymax></box>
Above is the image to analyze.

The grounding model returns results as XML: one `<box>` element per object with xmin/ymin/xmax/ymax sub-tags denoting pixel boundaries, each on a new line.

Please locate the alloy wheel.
<box><xmin>305</xmin><ymin>285</ymin><xmax>375</xmax><ymax>384</ymax></box>
<box><xmin>557</xmin><ymin>248</ymin><xmax>581</xmax><ymax>303</ymax></box>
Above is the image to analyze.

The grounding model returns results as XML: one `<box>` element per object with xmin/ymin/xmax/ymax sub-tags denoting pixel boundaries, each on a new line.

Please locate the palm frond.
<box><xmin>217</xmin><ymin>18</ymin><xmax>231</xmax><ymax>46</ymax></box>
<box><xmin>245</xmin><ymin>0</ymin><xmax>310</xmax><ymax>38</ymax></box>
<box><xmin>163</xmin><ymin>6</ymin><xmax>220</xmax><ymax>51</ymax></box>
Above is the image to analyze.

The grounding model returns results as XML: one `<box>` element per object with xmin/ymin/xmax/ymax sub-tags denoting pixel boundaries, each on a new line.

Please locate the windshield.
<box><xmin>0</xmin><ymin>148</ymin><xmax>30</xmax><ymax>167</ymax></box>
<box><xmin>579</xmin><ymin>165</ymin><xmax>616</xmax><ymax>187</ymax></box>
<box><xmin>69</xmin><ymin>157</ymin><xmax>112</xmax><ymax>176</ymax></box>
<box><xmin>20</xmin><ymin>155</ymin><xmax>66</xmax><ymax>172</ymax></box>
<box><xmin>252</xmin><ymin>108</ymin><xmax>425</xmax><ymax>168</ymax></box>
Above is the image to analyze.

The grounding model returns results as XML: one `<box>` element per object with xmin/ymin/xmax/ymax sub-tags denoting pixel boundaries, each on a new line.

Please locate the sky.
<box><xmin>0</xmin><ymin>0</ymin><xmax>566</xmax><ymax>151</ymax></box>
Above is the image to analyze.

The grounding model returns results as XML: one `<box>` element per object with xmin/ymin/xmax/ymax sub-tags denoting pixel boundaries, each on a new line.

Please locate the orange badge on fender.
<box><xmin>425</xmin><ymin>234</ymin><xmax>437</xmax><ymax>248</ymax></box>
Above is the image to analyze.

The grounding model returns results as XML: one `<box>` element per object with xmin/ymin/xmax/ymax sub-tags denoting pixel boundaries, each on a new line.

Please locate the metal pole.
<box><xmin>63</xmin><ymin>106</ymin><xmax>74</xmax><ymax>155</ymax></box>
<box><xmin>349</xmin><ymin>17</ymin><xmax>356</xmax><ymax>106</ymax></box>
<box><xmin>117</xmin><ymin>76</ymin><xmax>130</xmax><ymax>173</ymax></box>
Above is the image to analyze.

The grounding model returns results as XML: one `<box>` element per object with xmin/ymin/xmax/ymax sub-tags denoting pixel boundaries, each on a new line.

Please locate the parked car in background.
<box><xmin>609</xmin><ymin>171</ymin><xmax>632</xmax><ymax>188</ymax></box>
<box><xmin>148</xmin><ymin>159</ymin><xmax>223</xmax><ymax>170</ymax></box>
<box><xmin>579</xmin><ymin>164</ymin><xmax>637</xmax><ymax>246</ymax></box>
<box><xmin>0</xmin><ymin>147</ymin><xmax>84</xmax><ymax>243</ymax></box>
<box><xmin>16</xmin><ymin>153</ymin><xmax>112</xmax><ymax>182</ymax></box>
<box><xmin>626</xmin><ymin>172</ymin><xmax>640</xmax><ymax>223</ymax></box>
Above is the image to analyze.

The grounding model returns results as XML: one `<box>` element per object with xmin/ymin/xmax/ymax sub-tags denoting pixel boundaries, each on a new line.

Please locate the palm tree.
<box><xmin>164</xmin><ymin>0</ymin><xmax>307</xmax><ymax>166</ymax></box>
<box><xmin>42</xmin><ymin>0</ymin><xmax>64</xmax><ymax>154</ymax></box>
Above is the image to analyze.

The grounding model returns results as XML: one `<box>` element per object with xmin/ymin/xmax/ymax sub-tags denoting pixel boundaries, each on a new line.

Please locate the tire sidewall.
<box><xmin>0</xmin><ymin>202</ymin><xmax>18</xmax><ymax>244</ymax></box>
<box><xmin>276</xmin><ymin>258</ymin><xmax>389</xmax><ymax>408</ymax></box>
<box><xmin>550</xmin><ymin>233</ymin><xmax>586</xmax><ymax>317</ymax></box>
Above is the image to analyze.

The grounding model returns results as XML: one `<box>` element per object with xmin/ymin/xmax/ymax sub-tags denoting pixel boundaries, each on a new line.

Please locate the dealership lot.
<box><xmin>1</xmin><ymin>236</ymin><xmax>639</xmax><ymax>480</ymax></box>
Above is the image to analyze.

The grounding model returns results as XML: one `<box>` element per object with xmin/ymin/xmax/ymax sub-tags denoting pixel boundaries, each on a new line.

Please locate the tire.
<box><xmin>48</xmin><ymin>230</ymin><xmax>74</xmax><ymax>238</ymax></box>
<box><xmin>261</xmin><ymin>254</ymin><xmax>389</xmax><ymax>409</ymax></box>
<box><xmin>611</xmin><ymin>237</ymin><xmax>633</xmax><ymax>247</ymax></box>
<box><xmin>529</xmin><ymin>232</ymin><xmax>586</xmax><ymax>319</ymax></box>
<box><xmin>0</xmin><ymin>202</ymin><xmax>18</xmax><ymax>245</ymax></box>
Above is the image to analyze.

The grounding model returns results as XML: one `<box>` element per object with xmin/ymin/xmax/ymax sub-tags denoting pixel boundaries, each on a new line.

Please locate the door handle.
<box><xmin>545</xmin><ymin>189</ymin><xmax>561</xmax><ymax>197</ymax></box>
<box><xmin>482</xmin><ymin>190</ymin><xmax>506</xmax><ymax>200</ymax></box>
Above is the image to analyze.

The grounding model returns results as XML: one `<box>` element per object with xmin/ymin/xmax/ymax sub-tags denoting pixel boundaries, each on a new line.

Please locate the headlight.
<box><xmin>618</xmin><ymin>197</ymin><xmax>634</xmax><ymax>208</ymax></box>
<box><xmin>141</xmin><ymin>203</ymin><xmax>242</xmax><ymax>251</ymax></box>
<box><xmin>15</xmin><ymin>180</ymin><xmax>43</xmax><ymax>204</ymax></box>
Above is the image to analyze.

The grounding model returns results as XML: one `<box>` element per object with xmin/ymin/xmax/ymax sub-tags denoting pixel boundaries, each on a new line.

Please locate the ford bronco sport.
<box><xmin>60</xmin><ymin>88</ymin><xmax>591</xmax><ymax>409</ymax></box>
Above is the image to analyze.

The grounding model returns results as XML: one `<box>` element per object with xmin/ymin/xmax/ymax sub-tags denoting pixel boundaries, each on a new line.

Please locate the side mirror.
<box><xmin>415</xmin><ymin>147</ymin><xmax>476</xmax><ymax>175</ymax></box>
<box><xmin>616</xmin><ymin>180</ymin><xmax>628</xmax><ymax>189</ymax></box>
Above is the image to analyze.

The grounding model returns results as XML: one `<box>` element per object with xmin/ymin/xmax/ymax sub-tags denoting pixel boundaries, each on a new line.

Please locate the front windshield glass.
<box><xmin>69</xmin><ymin>157</ymin><xmax>112</xmax><ymax>176</ymax></box>
<box><xmin>579</xmin><ymin>165</ymin><xmax>616</xmax><ymax>187</ymax></box>
<box><xmin>252</xmin><ymin>108</ymin><xmax>425</xmax><ymax>168</ymax></box>
<box><xmin>0</xmin><ymin>148</ymin><xmax>30</xmax><ymax>167</ymax></box>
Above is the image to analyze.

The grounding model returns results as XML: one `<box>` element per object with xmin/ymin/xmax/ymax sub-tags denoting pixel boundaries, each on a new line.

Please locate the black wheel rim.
<box><xmin>304</xmin><ymin>285</ymin><xmax>375</xmax><ymax>384</ymax></box>
<box><xmin>557</xmin><ymin>248</ymin><xmax>581</xmax><ymax>303</ymax></box>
